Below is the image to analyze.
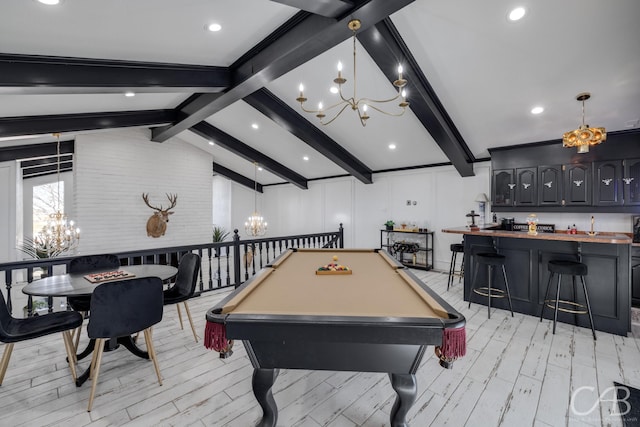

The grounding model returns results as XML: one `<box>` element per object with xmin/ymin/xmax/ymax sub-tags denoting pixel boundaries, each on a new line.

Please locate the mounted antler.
<box><xmin>142</xmin><ymin>193</ymin><xmax>177</xmax><ymax>238</ymax></box>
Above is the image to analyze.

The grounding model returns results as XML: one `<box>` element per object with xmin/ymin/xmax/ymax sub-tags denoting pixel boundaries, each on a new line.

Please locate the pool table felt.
<box><xmin>220</xmin><ymin>249</ymin><xmax>449</xmax><ymax>319</ymax></box>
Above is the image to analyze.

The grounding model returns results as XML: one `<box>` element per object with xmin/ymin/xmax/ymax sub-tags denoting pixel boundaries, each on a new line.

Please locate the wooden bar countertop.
<box><xmin>442</xmin><ymin>226</ymin><xmax>632</xmax><ymax>245</ymax></box>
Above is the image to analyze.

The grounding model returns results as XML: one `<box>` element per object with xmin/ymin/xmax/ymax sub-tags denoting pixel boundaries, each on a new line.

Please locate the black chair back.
<box><xmin>0</xmin><ymin>291</ymin><xmax>14</xmax><ymax>341</ymax></box>
<box><xmin>164</xmin><ymin>253</ymin><xmax>200</xmax><ymax>304</ymax></box>
<box><xmin>88</xmin><ymin>277</ymin><xmax>163</xmax><ymax>339</ymax></box>
<box><xmin>69</xmin><ymin>254</ymin><xmax>120</xmax><ymax>274</ymax></box>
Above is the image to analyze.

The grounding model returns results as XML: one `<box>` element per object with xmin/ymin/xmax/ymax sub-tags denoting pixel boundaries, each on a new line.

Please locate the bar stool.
<box><xmin>447</xmin><ymin>243</ymin><xmax>464</xmax><ymax>291</ymax></box>
<box><xmin>540</xmin><ymin>260</ymin><xmax>596</xmax><ymax>340</ymax></box>
<box><xmin>468</xmin><ymin>252</ymin><xmax>514</xmax><ymax>318</ymax></box>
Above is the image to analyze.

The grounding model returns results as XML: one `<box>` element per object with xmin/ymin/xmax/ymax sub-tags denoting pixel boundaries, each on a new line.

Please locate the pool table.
<box><xmin>205</xmin><ymin>248</ymin><xmax>465</xmax><ymax>427</ymax></box>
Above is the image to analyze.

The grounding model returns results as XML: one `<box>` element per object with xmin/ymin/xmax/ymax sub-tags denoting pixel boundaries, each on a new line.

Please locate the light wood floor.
<box><xmin>2</xmin><ymin>270</ymin><xmax>640</xmax><ymax>427</ymax></box>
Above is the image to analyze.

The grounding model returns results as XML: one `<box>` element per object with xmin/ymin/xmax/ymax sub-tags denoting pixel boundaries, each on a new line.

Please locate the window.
<box><xmin>33</xmin><ymin>181</ymin><xmax>62</xmax><ymax>234</ymax></box>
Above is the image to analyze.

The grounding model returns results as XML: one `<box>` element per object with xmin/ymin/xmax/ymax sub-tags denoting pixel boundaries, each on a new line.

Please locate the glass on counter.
<box><xmin>526</xmin><ymin>214</ymin><xmax>538</xmax><ymax>235</ymax></box>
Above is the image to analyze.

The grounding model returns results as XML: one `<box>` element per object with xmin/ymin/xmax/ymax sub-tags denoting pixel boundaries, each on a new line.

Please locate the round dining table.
<box><xmin>22</xmin><ymin>264</ymin><xmax>178</xmax><ymax>297</ymax></box>
<box><xmin>22</xmin><ymin>264</ymin><xmax>178</xmax><ymax>387</ymax></box>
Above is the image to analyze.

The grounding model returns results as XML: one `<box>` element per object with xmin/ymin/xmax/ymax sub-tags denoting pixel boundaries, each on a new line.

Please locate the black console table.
<box><xmin>380</xmin><ymin>229</ymin><xmax>433</xmax><ymax>270</ymax></box>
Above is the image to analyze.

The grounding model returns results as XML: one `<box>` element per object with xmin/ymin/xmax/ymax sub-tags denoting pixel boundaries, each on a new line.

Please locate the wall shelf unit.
<box><xmin>380</xmin><ymin>229</ymin><xmax>433</xmax><ymax>270</ymax></box>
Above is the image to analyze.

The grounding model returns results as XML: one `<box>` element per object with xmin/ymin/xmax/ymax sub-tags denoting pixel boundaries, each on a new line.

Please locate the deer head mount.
<box><xmin>142</xmin><ymin>193</ymin><xmax>177</xmax><ymax>238</ymax></box>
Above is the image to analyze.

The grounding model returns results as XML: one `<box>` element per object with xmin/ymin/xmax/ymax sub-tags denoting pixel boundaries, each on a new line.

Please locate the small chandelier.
<box><xmin>562</xmin><ymin>92</ymin><xmax>606</xmax><ymax>154</ymax></box>
<box><xmin>244</xmin><ymin>162</ymin><xmax>267</xmax><ymax>237</ymax></box>
<box><xmin>296</xmin><ymin>19</ymin><xmax>409</xmax><ymax>127</ymax></box>
<box><xmin>34</xmin><ymin>133</ymin><xmax>80</xmax><ymax>256</ymax></box>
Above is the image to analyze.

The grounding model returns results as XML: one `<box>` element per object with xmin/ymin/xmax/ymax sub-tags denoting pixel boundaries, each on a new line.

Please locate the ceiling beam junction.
<box><xmin>357</xmin><ymin>18</ymin><xmax>476</xmax><ymax>177</ymax></box>
<box><xmin>213</xmin><ymin>162</ymin><xmax>264</xmax><ymax>193</ymax></box>
<box><xmin>151</xmin><ymin>0</ymin><xmax>414</xmax><ymax>143</ymax></box>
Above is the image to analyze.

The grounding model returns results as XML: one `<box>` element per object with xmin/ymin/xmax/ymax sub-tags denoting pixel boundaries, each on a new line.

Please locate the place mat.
<box><xmin>84</xmin><ymin>270</ymin><xmax>135</xmax><ymax>283</ymax></box>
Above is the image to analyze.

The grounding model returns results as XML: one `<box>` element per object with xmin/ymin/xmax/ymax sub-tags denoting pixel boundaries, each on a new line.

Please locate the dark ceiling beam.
<box><xmin>213</xmin><ymin>163</ymin><xmax>263</xmax><ymax>193</ymax></box>
<box><xmin>0</xmin><ymin>140</ymin><xmax>74</xmax><ymax>162</ymax></box>
<box><xmin>0</xmin><ymin>54</ymin><xmax>229</xmax><ymax>95</ymax></box>
<box><xmin>0</xmin><ymin>110</ymin><xmax>176</xmax><ymax>138</ymax></box>
<box><xmin>244</xmin><ymin>88</ymin><xmax>373</xmax><ymax>184</ymax></box>
<box><xmin>152</xmin><ymin>0</ymin><xmax>414</xmax><ymax>143</ymax></box>
<box><xmin>270</xmin><ymin>0</ymin><xmax>354</xmax><ymax>18</ymax></box>
<box><xmin>190</xmin><ymin>121</ymin><xmax>308</xmax><ymax>190</ymax></box>
<box><xmin>357</xmin><ymin>18</ymin><xmax>476</xmax><ymax>177</ymax></box>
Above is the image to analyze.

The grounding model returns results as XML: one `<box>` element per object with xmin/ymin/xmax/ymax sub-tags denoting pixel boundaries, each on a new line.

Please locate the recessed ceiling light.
<box><xmin>531</xmin><ymin>106</ymin><xmax>544</xmax><ymax>115</ymax></box>
<box><xmin>258</xmin><ymin>167</ymin><xmax>263</xmax><ymax>171</ymax></box>
<box><xmin>388</xmin><ymin>143</ymin><xmax>396</xmax><ymax>150</ymax></box>
<box><xmin>37</xmin><ymin>0</ymin><xmax>61</xmax><ymax>5</ymax></box>
<box><xmin>124</xmin><ymin>91</ymin><xmax>135</xmax><ymax>97</ymax></box>
<box><xmin>208</xmin><ymin>141</ymin><xmax>214</xmax><ymax>146</ymax></box>
<box><xmin>329</xmin><ymin>86</ymin><xmax>339</xmax><ymax>94</ymax></box>
<box><xmin>207</xmin><ymin>23</ymin><xmax>222</xmax><ymax>32</ymax></box>
<box><xmin>303</xmin><ymin>156</ymin><xmax>309</xmax><ymax>161</ymax></box>
<box><xmin>508</xmin><ymin>7</ymin><xmax>526</xmax><ymax>21</ymax></box>
<box><xmin>251</xmin><ymin>123</ymin><xmax>259</xmax><ymax>129</ymax></box>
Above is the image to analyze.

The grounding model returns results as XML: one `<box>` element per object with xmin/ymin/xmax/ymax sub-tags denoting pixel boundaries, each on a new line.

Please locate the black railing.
<box><xmin>0</xmin><ymin>224</ymin><xmax>343</xmax><ymax>315</ymax></box>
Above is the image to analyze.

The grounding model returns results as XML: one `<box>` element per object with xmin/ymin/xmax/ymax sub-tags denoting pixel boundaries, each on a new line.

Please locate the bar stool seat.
<box><xmin>540</xmin><ymin>259</ymin><xmax>595</xmax><ymax>340</ymax></box>
<box><xmin>468</xmin><ymin>252</ymin><xmax>514</xmax><ymax>318</ymax></box>
<box><xmin>447</xmin><ymin>243</ymin><xmax>464</xmax><ymax>291</ymax></box>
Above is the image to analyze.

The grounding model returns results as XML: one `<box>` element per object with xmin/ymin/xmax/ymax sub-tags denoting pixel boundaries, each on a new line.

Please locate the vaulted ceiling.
<box><xmin>1</xmin><ymin>0</ymin><xmax>639</xmax><ymax>189</ymax></box>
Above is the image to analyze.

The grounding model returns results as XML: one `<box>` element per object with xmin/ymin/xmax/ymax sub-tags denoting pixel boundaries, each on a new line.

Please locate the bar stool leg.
<box><xmin>487</xmin><ymin>265</ymin><xmax>492</xmax><ymax>319</ymax></box>
<box><xmin>447</xmin><ymin>250</ymin><xmax>456</xmax><ymax>291</ymax></box>
<box><xmin>540</xmin><ymin>272</ymin><xmax>554</xmax><ymax>322</ymax></box>
<box><xmin>459</xmin><ymin>256</ymin><xmax>464</xmax><ymax>284</ymax></box>
<box><xmin>468</xmin><ymin>262</ymin><xmax>480</xmax><ymax>309</ymax></box>
<box><xmin>580</xmin><ymin>276</ymin><xmax>596</xmax><ymax>340</ymax></box>
<box><xmin>552</xmin><ymin>274</ymin><xmax>562</xmax><ymax>334</ymax></box>
<box><xmin>500</xmin><ymin>265</ymin><xmax>514</xmax><ymax>317</ymax></box>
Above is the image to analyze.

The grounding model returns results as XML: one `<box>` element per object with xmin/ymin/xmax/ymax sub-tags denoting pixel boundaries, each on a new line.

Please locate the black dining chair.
<box><xmin>86</xmin><ymin>276</ymin><xmax>163</xmax><ymax>412</ymax></box>
<box><xmin>0</xmin><ymin>290</ymin><xmax>83</xmax><ymax>386</ymax></box>
<box><xmin>67</xmin><ymin>254</ymin><xmax>120</xmax><ymax>349</ymax></box>
<box><xmin>163</xmin><ymin>253</ymin><xmax>200</xmax><ymax>342</ymax></box>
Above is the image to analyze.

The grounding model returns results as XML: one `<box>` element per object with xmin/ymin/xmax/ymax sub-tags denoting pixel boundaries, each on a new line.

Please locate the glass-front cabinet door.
<box><xmin>492</xmin><ymin>169</ymin><xmax>515</xmax><ymax>207</ymax></box>
<box><xmin>624</xmin><ymin>158</ymin><xmax>640</xmax><ymax>205</ymax></box>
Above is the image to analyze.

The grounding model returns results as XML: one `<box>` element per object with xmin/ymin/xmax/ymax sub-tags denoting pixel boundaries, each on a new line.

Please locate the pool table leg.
<box><xmin>389</xmin><ymin>373</ymin><xmax>417</xmax><ymax>427</ymax></box>
<box><xmin>253</xmin><ymin>368</ymin><xmax>279</xmax><ymax>427</ymax></box>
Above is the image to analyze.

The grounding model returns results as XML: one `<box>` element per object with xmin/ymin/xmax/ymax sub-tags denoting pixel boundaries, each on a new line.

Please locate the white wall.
<box><xmin>0</xmin><ymin>161</ymin><xmax>17</xmax><ymax>262</ymax></box>
<box><xmin>73</xmin><ymin>128</ymin><xmax>213</xmax><ymax>255</ymax></box>
<box><xmin>227</xmin><ymin>162</ymin><xmax>492</xmax><ymax>270</ymax></box>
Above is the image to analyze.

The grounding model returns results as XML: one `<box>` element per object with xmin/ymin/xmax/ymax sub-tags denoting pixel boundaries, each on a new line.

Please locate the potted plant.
<box><xmin>212</xmin><ymin>226</ymin><xmax>230</xmax><ymax>257</ymax></box>
<box><xmin>384</xmin><ymin>220</ymin><xmax>395</xmax><ymax>231</ymax></box>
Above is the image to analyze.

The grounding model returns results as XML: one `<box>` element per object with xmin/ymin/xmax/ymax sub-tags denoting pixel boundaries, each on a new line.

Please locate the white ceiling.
<box><xmin>1</xmin><ymin>0</ymin><xmax>639</xmax><ymax>185</ymax></box>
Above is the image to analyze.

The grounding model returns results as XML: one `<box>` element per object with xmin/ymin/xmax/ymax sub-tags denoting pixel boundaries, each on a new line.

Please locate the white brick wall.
<box><xmin>74</xmin><ymin>128</ymin><xmax>213</xmax><ymax>255</ymax></box>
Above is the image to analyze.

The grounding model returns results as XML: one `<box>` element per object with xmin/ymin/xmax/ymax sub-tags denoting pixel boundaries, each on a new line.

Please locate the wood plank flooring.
<box><xmin>2</xmin><ymin>270</ymin><xmax>640</xmax><ymax>426</ymax></box>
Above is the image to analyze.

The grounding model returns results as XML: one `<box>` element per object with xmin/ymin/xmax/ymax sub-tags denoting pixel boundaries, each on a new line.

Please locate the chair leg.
<box><xmin>0</xmin><ymin>343</ymin><xmax>15</xmax><ymax>385</ymax></box>
<box><xmin>183</xmin><ymin>302</ymin><xmax>198</xmax><ymax>343</ymax></box>
<box><xmin>447</xmin><ymin>251</ymin><xmax>456</xmax><ymax>290</ymax></box>
<box><xmin>176</xmin><ymin>304</ymin><xmax>184</xmax><ymax>330</ymax></box>
<box><xmin>143</xmin><ymin>328</ymin><xmax>163</xmax><ymax>386</ymax></box>
<box><xmin>459</xmin><ymin>255</ymin><xmax>465</xmax><ymax>284</ymax></box>
<box><xmin>487</xmin><ymin>265</ymin><xmax>492</xmax><ymax>319</ymax></box>
<box><xmin>61</xmin><ymin>331</ymin><xmax>78</xmax><ymax>382</ymax></box>
<box><xmin>88</xmin><ymin>338</ymin><xmax>105</xmax><ymax>412</ymax></box>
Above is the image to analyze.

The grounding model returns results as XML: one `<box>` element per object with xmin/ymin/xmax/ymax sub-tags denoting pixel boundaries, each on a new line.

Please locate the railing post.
<box><xmin>339</xmin><ymin>223</ymin><xmax>344</xmax><ymax>248</ymax></box>
<box><xmin>233</xmin><ymin>229</ymin><xmax>241</xmax><ymax>286</ymax></box>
